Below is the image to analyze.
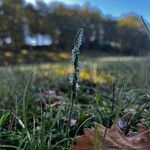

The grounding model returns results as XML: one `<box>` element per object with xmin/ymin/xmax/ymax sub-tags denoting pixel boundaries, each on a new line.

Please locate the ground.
<box><xmin>0</xmin><ymin>56</ymin><xmax>150</xmax><ymax>149</ymax></box>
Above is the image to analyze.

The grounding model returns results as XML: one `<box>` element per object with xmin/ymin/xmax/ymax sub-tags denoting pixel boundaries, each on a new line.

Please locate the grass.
<box><xmin>0</xmin><ymin>56</ymin><xmax>150</xmax><ymax>149</ymax></box>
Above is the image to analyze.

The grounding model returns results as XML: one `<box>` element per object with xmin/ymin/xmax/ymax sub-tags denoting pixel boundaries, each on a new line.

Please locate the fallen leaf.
<box><xmin>37</xmin><ymin>88</ymin><xmax>65</xmax><ymax>108</ymax></box>
<box><xmin>70</xmin><ymin>123</ymin><xmax>150</xmax><ymax>150</ymax></box>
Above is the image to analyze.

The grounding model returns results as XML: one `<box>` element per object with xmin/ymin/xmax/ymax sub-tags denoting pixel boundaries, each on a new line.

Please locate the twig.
<box><xmin>140</xmin><ymin>15</ymin><xmax>150</xmax><ymax>37</ymax></box>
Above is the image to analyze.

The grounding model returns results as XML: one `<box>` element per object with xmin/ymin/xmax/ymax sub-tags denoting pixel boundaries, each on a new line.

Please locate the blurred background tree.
<box><xmin>0</xmin><ymin>0</ymin><xmax>149</xmax><ymax>56</ymax></box>
<box><xmin>0</xmin><ymin>0</ymin><xmax>25</xmax><ymax>50</ymax></box>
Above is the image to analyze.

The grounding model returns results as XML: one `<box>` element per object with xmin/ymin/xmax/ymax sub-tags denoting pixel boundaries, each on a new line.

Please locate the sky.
<box><xmin>26</xmin><ymin>0</ymin><xmax>150</xmax><ymax>22</ymax></box>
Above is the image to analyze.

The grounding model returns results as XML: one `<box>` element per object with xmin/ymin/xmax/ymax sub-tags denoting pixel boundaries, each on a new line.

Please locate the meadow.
<box><xmin>1</xmin><ymin>1</ymin><xmax>150</xmax><ymax>149</ymax></box>
<box><xmin>0</xmin><ymin>55</ymin><xmax>150</xmax><ymax>149</ymax></box>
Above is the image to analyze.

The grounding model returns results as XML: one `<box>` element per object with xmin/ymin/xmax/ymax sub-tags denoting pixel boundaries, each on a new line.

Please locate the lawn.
<box><xmin>0</xmin><ymin>56</ymin><xmax>150</xmax><ymax>149</ymax></box>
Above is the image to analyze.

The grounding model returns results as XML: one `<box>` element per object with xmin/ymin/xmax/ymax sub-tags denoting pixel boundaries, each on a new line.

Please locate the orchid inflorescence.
<box><xmin>69</xmin><ymin>28</ymin><xmax>84</xmax><ymax>91</ymax></box>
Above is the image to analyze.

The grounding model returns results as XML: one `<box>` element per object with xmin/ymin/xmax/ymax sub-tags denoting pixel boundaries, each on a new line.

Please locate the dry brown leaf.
<box><xmin>37</xmin><ymin>88</ymin><xmax>65</xmax><ymax>107</ymax></box>
<box><xmin>70</xmin><ymin>123</ymin><xmax>150</xmax><ymax>150</ymax></box>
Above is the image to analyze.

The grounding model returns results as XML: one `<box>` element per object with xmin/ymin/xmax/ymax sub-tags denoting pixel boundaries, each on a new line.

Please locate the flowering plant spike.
<box><xmin>69</xmin><ymin>28</ymin><xmax>84</xmax><ymax>90</ymax></box>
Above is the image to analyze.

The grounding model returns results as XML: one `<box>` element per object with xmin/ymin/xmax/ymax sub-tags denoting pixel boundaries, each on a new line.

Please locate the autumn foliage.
<box><xmin>70</xmin><ymin>123</ymin><xmax>150</xmax><ymax>150</ymax></box>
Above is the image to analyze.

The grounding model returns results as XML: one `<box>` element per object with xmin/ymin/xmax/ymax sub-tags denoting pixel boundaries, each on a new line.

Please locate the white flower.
<box><xmin>69</xmin><ymin>28</ymin><xmax>84</xmax><ymax>91</ymax></box>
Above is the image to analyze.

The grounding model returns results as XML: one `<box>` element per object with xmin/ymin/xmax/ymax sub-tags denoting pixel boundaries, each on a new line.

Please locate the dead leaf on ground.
<box><xmin>37</xmin><ymin>88</ymin><xmax>65</xmax><ymax>107</ymax></box>
<box><xmin>70</xmin><ymin>123</ymin><xmax>150</xmax><ymax>150</ymax></box>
